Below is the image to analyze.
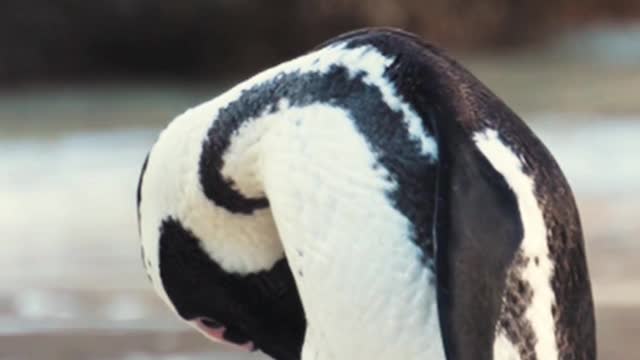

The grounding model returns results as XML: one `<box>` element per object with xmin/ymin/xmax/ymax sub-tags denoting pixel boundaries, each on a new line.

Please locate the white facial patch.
<box><xmin>474</xmin><ymin>129</ymin><xmax>559</xmax><ymax>359</ymax></box>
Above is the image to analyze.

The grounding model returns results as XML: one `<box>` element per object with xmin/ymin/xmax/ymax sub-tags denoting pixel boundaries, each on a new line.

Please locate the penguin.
<box><xmin>136</xmin><ymin>28</ymin><xmax>596</xmax><ymax>360</ymax></box>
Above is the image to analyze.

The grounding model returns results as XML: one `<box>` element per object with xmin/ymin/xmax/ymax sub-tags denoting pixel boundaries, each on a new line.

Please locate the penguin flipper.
<box><xmin>435</xmin><ymin>125</ymin><xmax>524</xmax><ymax>360</ymax></box>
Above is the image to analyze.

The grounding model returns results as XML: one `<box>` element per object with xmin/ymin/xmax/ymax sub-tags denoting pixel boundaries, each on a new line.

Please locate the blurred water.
<box><xmin>1</xmin><ymin>130</ymin><xmax>154</xmax><ymax>289</ymax></box>
<box><xmin>554</xmin><ymin>24</ymin><xmax>640</xmax><ymax>65</ymax></box>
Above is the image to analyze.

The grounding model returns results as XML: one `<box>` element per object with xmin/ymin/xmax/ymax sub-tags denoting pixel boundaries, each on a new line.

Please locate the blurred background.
<box><xmin>1</xmin><ymin>1</ymin><xmax>639</xmax><ymax>359</ymax></box>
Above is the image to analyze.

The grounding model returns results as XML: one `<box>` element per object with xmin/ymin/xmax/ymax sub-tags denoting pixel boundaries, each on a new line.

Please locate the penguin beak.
<box><xmin>190</xmin><ymin>317</ymin><xmax>256</xmax><ymax>352</ymax></box>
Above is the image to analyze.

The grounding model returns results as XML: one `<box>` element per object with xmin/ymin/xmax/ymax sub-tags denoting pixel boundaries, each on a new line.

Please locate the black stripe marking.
<box><xmin>200</xmin><ymin>62</ymin><xmax>438</xmax><ymax>262</ymax></box>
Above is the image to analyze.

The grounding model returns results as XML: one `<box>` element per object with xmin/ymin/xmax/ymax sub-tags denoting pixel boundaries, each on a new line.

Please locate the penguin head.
<box><xmin>136</xmin><ymin>110</ymin><xmax>306</xmax><ymax>360</ymax></box>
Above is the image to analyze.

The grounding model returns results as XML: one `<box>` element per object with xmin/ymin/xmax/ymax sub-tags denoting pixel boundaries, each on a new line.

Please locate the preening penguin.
<box><xmin>136</xmin><ymin>28</ymin><xmax>596</xmax><ymax>360</ymax></box>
